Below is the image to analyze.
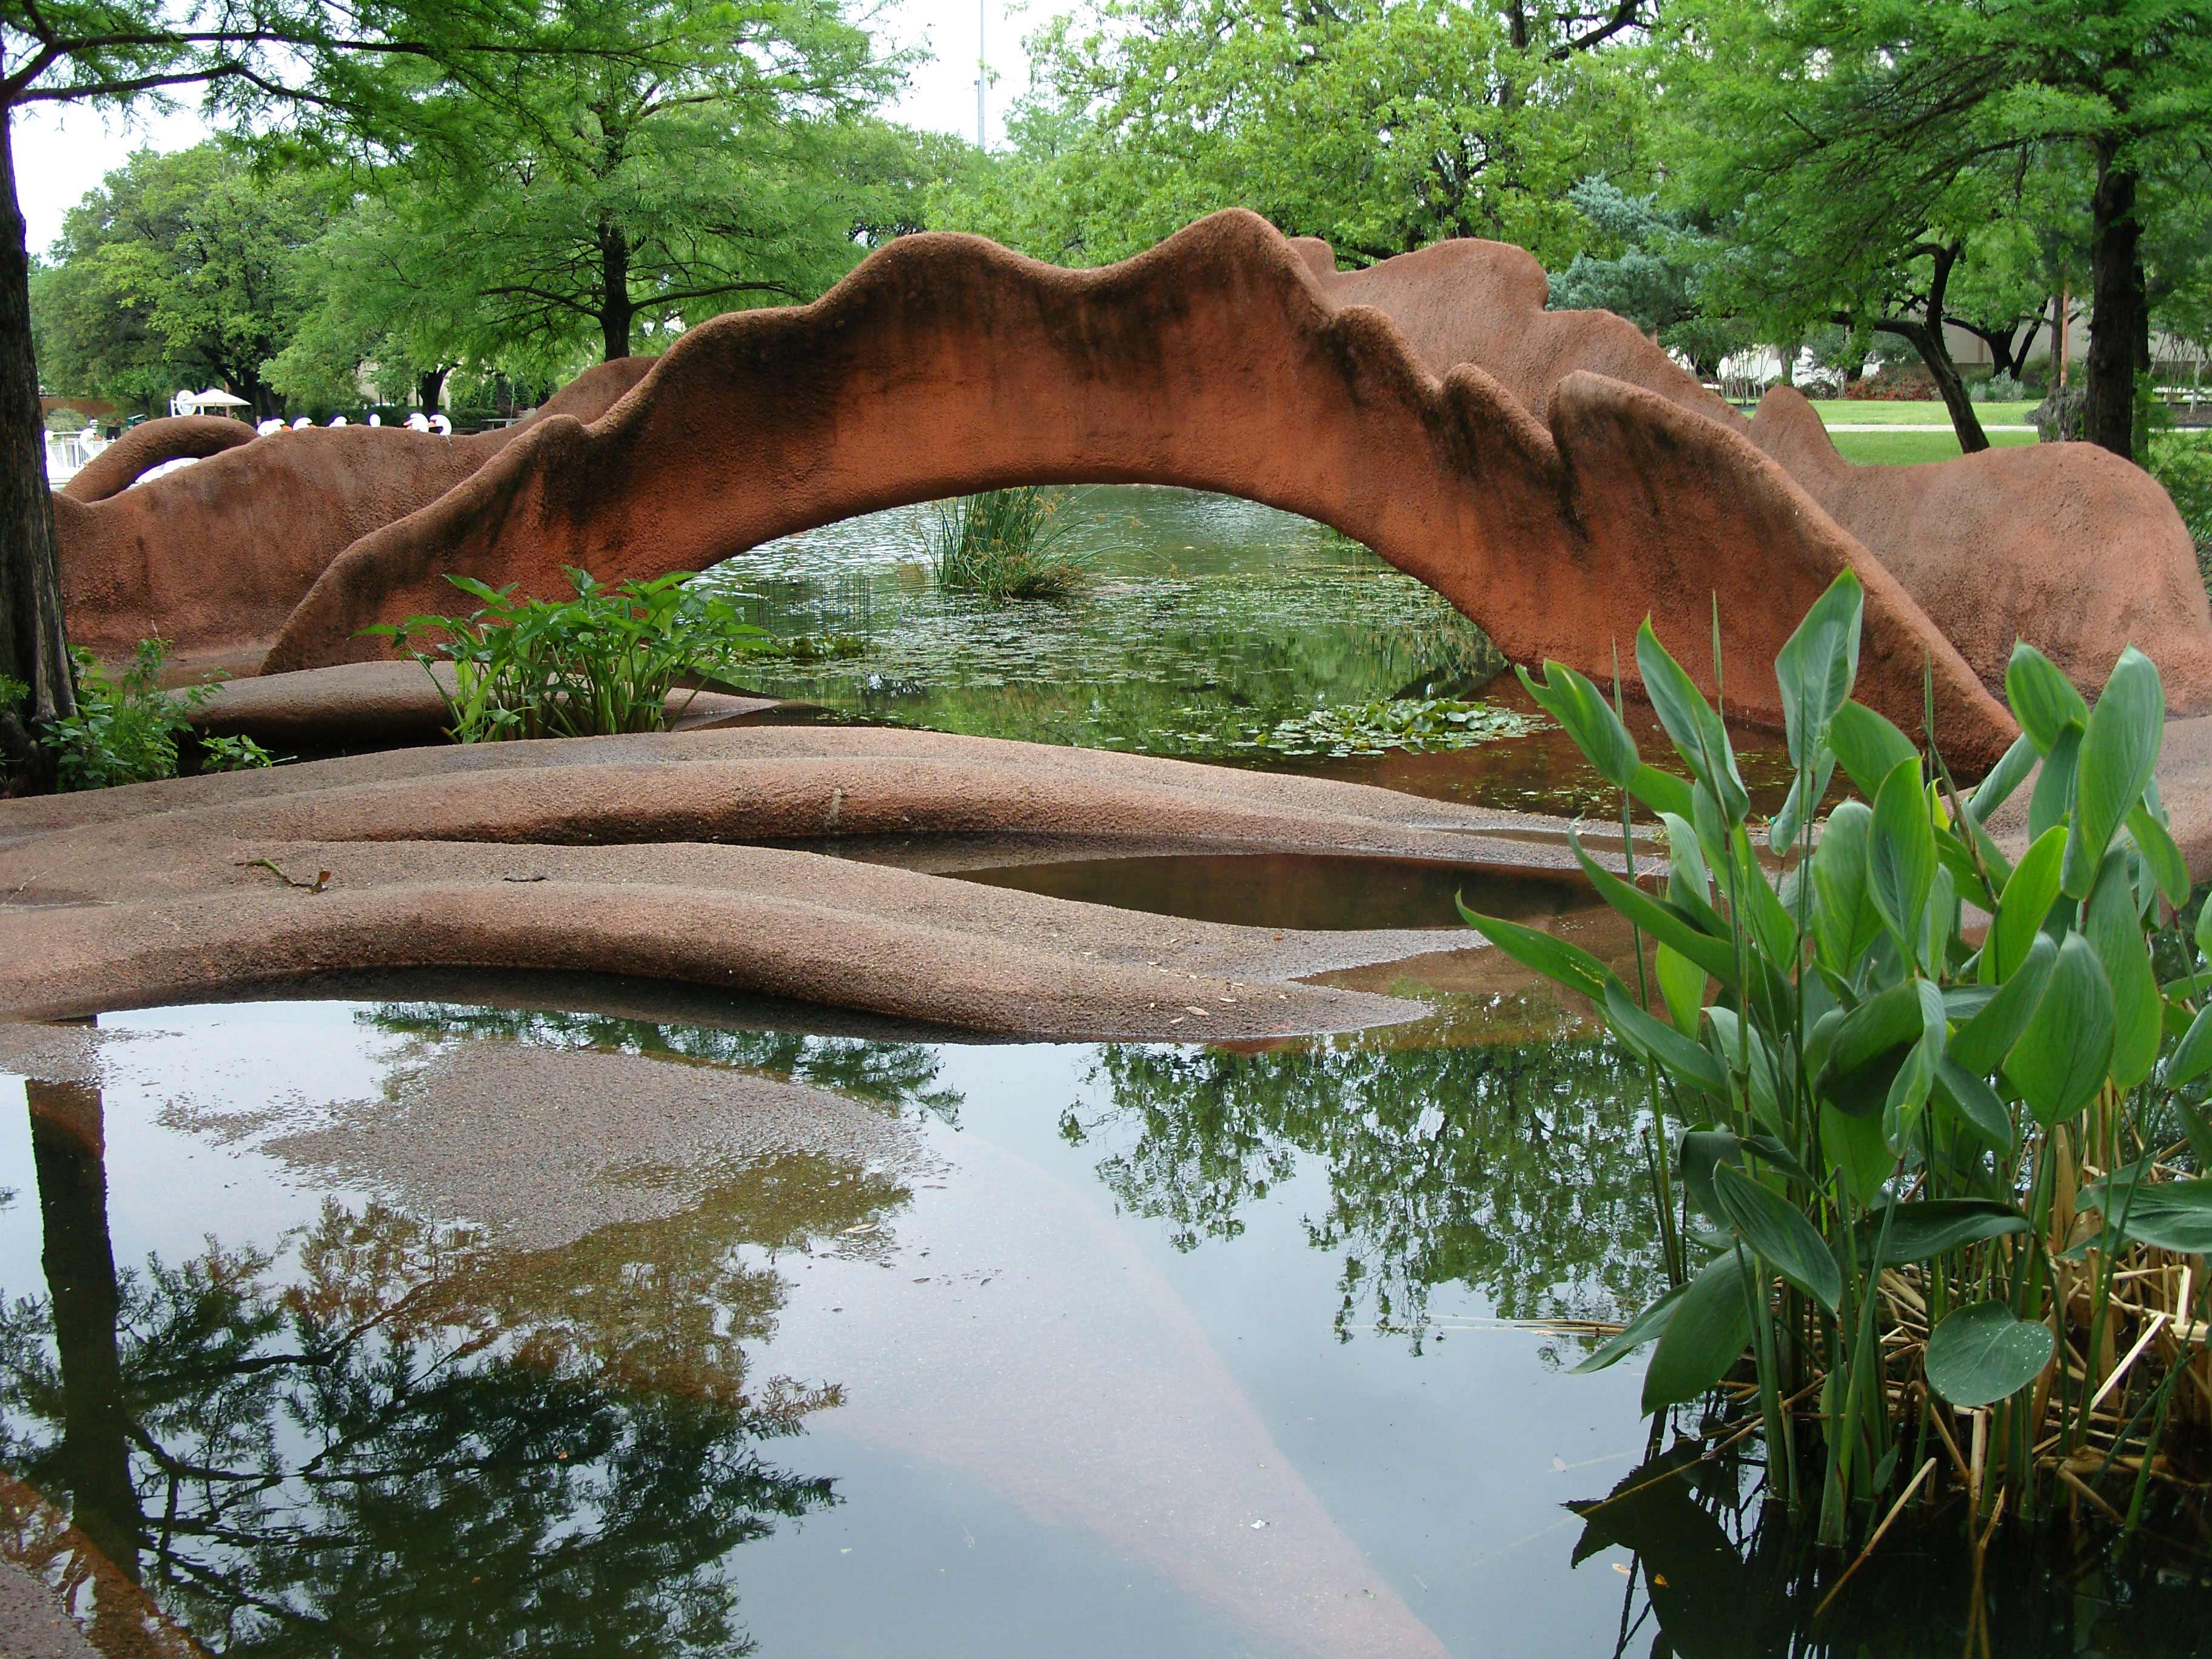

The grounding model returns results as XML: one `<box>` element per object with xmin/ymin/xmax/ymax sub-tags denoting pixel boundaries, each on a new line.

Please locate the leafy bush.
<box><xmin>2148</xmin><ymin>431</ymin><xmax>2212</xmax><ymax>582</ymax></box>
<box><xmin>1469</xmin><ymin>573</ymin><xmax>2211</xmax><ymax>1548</ymax></box>
<box><xmin>43</xmin><ymin>639</ymin><xmax>276</xmax><ymax>790</ymax></box>
<box><xmin>1972</xmin><ymin>372</ymin><xmax>2023</xmax><ymax>403</ymax></box>
<box><xmin>364</xmin><ymin>569</ymin><xmax>767</xmax><ymax>743</ymax></box>
<box><xmin>927</xmin><ymin>488</ymin><xmax>1089</xmax><ymax>600</ymax></box>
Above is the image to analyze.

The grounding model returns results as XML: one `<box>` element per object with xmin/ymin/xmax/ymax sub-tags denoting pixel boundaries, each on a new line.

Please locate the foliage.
<box><xmin>2149</xmin><ymin>431</ymin><xmax>2212</xmax><ymax>579</ymax></box>
<box><xmin>928</xmin><ymin>0</ymin><xmax>1655</xmax><ymax>269</ymax></box>
<box><xmin>364</xmin><ymin>569</ymin><xmax>768</xmax><ymax>742</ymax></box>
<box><xmin>1473</xmin><ymin>569</ymin><xmax>2212</xmax><ymax>1547</ymax></box>
<box><xmin>28</xmin><ymin>142</ymin><xmax>336</xmax><ymax>417</ymax></box>
<box><xmin>41</xmin><ymin>638</ymin><xmax>272</xmax><ymax>790</ymax></box>
<box><xmin>1258</xmin><ymin>696</ymin><xmax>1534</xmax><ymax>758</ymax></box>
<box><xmin>270</xmin><ymin>0</ymin><xmax>917</xmax><ymax>375</ymax></box>
<box><xmin>1663</xmin><ymin>0</ymin><xmax>2212</xmax><ymax>457</ymax></box>
<box><xmin>1548</xmin><ymin>178</ymin><xmax>1750</xmax><ymax>377</ymax></box>
<box><xmin>1974</xmin><ymin>373</ymin><xmax>2026</xmax><ymax>404</ymax></box>
<box><xmin>925</xmin><ymin>488</ymin><xmax>1089</xmax><ymax>600</ymax></box>
<box><xmin>1065</xmin><ymin>1030</ymin><xmax>1669</xmax><ymax>1346</ymax></box>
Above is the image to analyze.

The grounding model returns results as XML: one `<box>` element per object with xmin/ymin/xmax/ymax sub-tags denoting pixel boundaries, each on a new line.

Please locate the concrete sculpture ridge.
<box><xmin>0</xmin><ymin>725</ymin><xmax>1622</xmax><ymax>1035</ymax></box>
<box><xmin>52</xmin><ymin>358</ymin><xmax>655</xmax><ymax>673</ymax></box>
<box><xmin>50</xmin><ymin>210</ymin><xmax>2212</xmax><ymax>760</ymax></box>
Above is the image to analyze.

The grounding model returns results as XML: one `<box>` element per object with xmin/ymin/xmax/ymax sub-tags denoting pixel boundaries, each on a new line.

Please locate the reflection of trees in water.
<box><xmin>2</xmin><ymin>1082</ymin><xmax>907</xmax><ymax>1658</ymax></box>
<box><xmin>1572</xmin><ymin>1441</ymin><xmax>2212</xmax><ymax>1658</ymax></box>
<box><xmin>1065</xmin><ymin>1036</ymin><xmax>1666</xmax><ymax>1347</ymax></box>
<box><xmin>360</xmin><ymin>1003</ymin><xmax>965</xmax><ymax>1122</ymax></box>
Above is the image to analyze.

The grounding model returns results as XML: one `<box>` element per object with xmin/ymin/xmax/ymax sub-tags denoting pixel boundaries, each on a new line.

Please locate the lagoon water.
<box><xmin>3</xmin><ymin>490</ymin><xmax>2204</xmax><ymax>1654</ymax></box>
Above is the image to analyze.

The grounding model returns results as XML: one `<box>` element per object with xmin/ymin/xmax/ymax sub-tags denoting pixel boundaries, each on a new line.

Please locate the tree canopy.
<box><xmin>930</xmin><ymin>0</ymin><xmax>1658</xmax><ymax>268</ymax></box>
<box><xmin>31</xmin><ymin>141</ymin><xmax>333</xmax><ymax>417</ymax></box>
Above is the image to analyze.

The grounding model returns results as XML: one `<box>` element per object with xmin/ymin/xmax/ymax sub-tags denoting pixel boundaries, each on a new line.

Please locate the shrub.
<box><xmin>42</xmin><ymin>639</ymin><xmax>276</xmax><ymax>790</ymax></box>
<box><xmin>364</xmin><ymin>569</ymin><xmax>767</xmax><ymax>743</ymax></box>
<box><xmin>927</xmin><ymin>488</ymin><xmax>1089</xmax><ymax>600</ymax></box>
<box><xmin>1972</xmin><ymin>372</ymin><xmax>2024</xmax><ymax>403</ymax></box>
<box><xmin>2148</xmin><ymin>432</ymin><xmax>2212</xmax><ymax>586</ymax></box>
<box><xmin>1469</xmin><ymin>574</ymin><xmax>2212</xmax><ymax>1549</ymax></box>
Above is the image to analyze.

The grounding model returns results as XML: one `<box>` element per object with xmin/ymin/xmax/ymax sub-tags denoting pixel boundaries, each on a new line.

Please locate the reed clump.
<box><xmin>1467</xmin><ymin>571</ymin><xmax>2212</xmax><ymax>1562</ymax></box>
<box><xmin>927</xmin><ymin>488</ymin><xmax>1088</xmax><ymax>600</ymax></box>
<box><xmin>364</xmin><ymin>569</ymin><xmax>765</xmax><ymax>742</ymax></box>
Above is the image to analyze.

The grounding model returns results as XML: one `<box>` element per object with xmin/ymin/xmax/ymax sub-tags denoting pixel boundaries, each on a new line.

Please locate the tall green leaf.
<box><xmin>1925</xmin><ymin>1300</ymin><xmax>2056</xmax><ymax>1408</ymax></box>
<box><xmin>1637</xmin><ymin>620</ymin><xmax>1748</xmax><ymax>824</ymax></box>
<box><xmin>2005</xmin><ymin>642</ymin><xmax>2090</xmax><ymax>755</ymax></box>
<box><xmin>2061</xmin><ymin>647</ymin><xmax>2164</xmax><ymax>900</ymax></box>
<box><xmin>2083</xmin><ymin>848</ymin><xmax>2160</xmax><ymax>1089</ymax></box>
<box><xmin>1829</xmin><ymin>700</ymin><xmax>1919</xmax><ymax>800</ymax></box>
<box><xmin>1773</xmin><ymin>570</ymin><xmax>1864</xmax><ymax>769</ymax></box>
<box><xmin>1950</xmin><ymin>931</ymin><xmax>2058</xmax><ymax>1073</ymax></box>
<box><xmin>1516</xmin><ymin>662</ymin><xmax>1639</xmax><ymax>787</ymax></box>
<box><xmin>1712</xmin><ymin>1163</ymin><xmax>1842</xmax><ymax>1312</ymax></box>
<box><xmin>1868</xmin><ymin>757</ymin><xmax>1937</xmax><ymax>960</ymax></box>
<box><xmin>1456</xmin><ymin>902</ymin><xmax>1614</xmax><ymax>1003</ymax></box>
<box><xmin>2003</xmin><ymin>933</ymin><xmax>2114</xmax><ymax>1125</ymax></box>
<box><xmin>2026</xmin><ymin>724</ymin><xmax>2082</xmax><ymax>842</ymax></box>
<box><xmin>1641</xmin><ymin>1248</ymin><xmax>1755</xmax><ymax>1413</ymax></box>
<box><xmin>1810</xmin><ymin>799</ymin><xmax>1878</xmax><ymax>974</ymax></box>
<box><xmin>1982</xmin><ymin>825</ymin><xmax>2065</xmax><ymax>985</ymax></box>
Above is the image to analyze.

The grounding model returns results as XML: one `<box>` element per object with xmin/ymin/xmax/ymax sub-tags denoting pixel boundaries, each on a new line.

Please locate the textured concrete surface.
<box><xmin>52</xmin><ymin>358</ymin><xmax>655</xmax><ymax>660</ymax></box>
<box><xmin>0</xmin><ymin>1561</ymin><xmax>99</xmax><ymax>1659</ymax></box>
<box><xmin>1289</xmin><ymin>233</ymin><xmax>2212</xmax><ymax>721</ymax></box>
<box><xmin>52</xmin><ymin>213</ymin><xmax>2200</xmax><ymax>765</ymax></box>
<box><xmin>0</xmin><ymin>726</ymin><xmax>1610</xmax><ymax>1039</ymax></box>
<box><xmin>246</xmin><ymin>212</ymin><xmax>2021</xmax><ymax>762</ymax></box>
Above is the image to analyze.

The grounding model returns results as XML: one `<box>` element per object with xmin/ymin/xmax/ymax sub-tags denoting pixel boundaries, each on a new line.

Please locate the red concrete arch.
<box><xmin>254</xmin><ymin>211</ymin><xmax>2023</xmax><ymax>760</ymax></box>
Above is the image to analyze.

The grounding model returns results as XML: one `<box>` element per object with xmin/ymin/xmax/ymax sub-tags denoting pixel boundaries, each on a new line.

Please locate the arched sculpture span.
<box><xmin>52</xmin><ymin>210</ymin><xmax>2212</xmax><ymax>764</ymax></box>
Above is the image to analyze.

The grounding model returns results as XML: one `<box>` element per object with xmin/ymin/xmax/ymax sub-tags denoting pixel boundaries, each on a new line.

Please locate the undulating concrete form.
<box><xmin>51</xmin><ymin>212</ymin><xmax>2209</xmax><ymax>763</ymax></box>
<box><xmin>52</xmin><ymin>358</ymin><xmax>655</xmax><ymax>674</ymax></box>
<box><xmin>0</xmin><ymin>725</ymin><xmax>1633</xmax><ymax>1034</ymax></box>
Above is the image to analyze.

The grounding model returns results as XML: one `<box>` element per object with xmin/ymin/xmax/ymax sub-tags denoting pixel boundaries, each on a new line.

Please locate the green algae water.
<box><xmin>2</xmin><ymin>980</ymin><xmax>2205</xmax><ymax>1657</ymax></box>
<box><xmin>699</xmin><ymin>488</ymin><xmax>1805</xmax><ymax>819</ymax></box>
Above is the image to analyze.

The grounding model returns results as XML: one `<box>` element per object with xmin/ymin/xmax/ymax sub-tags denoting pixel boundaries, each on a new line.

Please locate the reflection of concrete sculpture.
<box><xmin>51</xmin><ymin>212</ymin><xmax>2211</xmax><ymax>760</ymax></box>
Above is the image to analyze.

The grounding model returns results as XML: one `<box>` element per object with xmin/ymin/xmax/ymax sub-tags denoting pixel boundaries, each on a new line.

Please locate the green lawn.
<box><xmin>1806</xmin><ymin>398</ymin><xmax>2038</xmax><ymax>427</ymax></box>
<box><xmin>1825</xmin><ymin>428</ymin><xmax>2041</xmax><ymax>466</ymax></box>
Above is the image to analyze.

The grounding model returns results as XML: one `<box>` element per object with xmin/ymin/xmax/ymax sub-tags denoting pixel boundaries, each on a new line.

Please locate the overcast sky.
<box><xmin>10</xmin><ymin>0</ymin><xmax>1070</xmax><ymax>256</ymax></box>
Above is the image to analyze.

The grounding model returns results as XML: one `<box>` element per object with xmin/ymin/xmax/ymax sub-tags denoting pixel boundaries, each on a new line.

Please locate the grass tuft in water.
<box><xmin>927</xmin><ymin>488</ymin><xmax>1090</xmax><ymax>600</ymax></box>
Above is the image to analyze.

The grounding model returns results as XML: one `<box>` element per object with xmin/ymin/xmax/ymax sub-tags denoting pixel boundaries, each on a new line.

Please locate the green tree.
<box><xmin>1667</xmin><ymin>0</ymin><xmax>2212</xmax><ymax>459</ymax></box>
<box><xmin>1547</xmin><ymin>178</ymin><xmax>1752</xmax><ymax>378</ymax></box>
<box><xmin>931</xmin><ymin>0</ymin><xmax>1655</xmax><ymax>269</ymax></box>
<box><xmin>0</xmin><ymin>0</ymin><xmax>697</xmax><ymax>794</ymax></box>
<box><xmin>32</xmin><ymin>141</ymin><xmax>336</xmax><ymax>417</ymax></box>
<box><xmin>277</xmin><ymin>0</ymin><xmax>913</xmax><ymax>374</ymax></box>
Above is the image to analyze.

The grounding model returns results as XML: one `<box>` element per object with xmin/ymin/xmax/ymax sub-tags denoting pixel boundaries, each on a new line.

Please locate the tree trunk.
<box><xmin>1875</xmin><ymin>243</ymin><xmax>1987</xmax><ymax>453</ymax></box>
<box><xmin>0</xmin><ymin>107</ymin><xmax>74</xmax><ymax>794</ymax></box>
<box><xmin>418</xmin><ymin>364</ymin><xmax>449</xmax><ymax>412</ymax></box>
<box><xmin>598</xmin><ymin>224</ymin><xmax>634</xmax><ymax>363</ymax></box>
<box><xmin>2084</xmin><ymin>138</ymin><xmax>2141</xmax><ymax>459</ymax></box>
<box><xmin>27</xmin><ymin>1082</ymin><xmax>143</xmax><ymax>1583</ymax></box>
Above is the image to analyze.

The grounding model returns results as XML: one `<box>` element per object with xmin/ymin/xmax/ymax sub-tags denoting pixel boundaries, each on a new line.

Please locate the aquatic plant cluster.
<box><xmin>1252</xmin><ymin>695</ymin><xmax>1535</xmax><ymax>758</ymax></box>
<box><xmin>1464</xmin><ymin>571</ymin><xmax>2212</xmax><ymax>1563</ymax></box>
<box><xmin>366</xmin><ymin>569</ymin><xmax>766</xmax><ymax>742</ymax></box>
<box><xmin>925</xmin><ymin>487</ymin><xmax>1090</xmax><ymax>600</ymax></box>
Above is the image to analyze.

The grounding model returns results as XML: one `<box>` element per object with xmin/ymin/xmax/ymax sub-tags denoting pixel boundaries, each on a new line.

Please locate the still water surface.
<box><xmin>701</xmin><ymin>488</ymin><xmax>1805</xmax><ymax>819</ymax></box>
<box><xmin>3</xmin><ymin>989</ymin><xmax>2203</xmax><ymax>1656</ymax></box>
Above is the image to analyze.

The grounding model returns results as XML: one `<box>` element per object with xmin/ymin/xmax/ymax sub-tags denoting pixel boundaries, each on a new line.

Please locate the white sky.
<box><xmin>10</xmin><ymin>0</ymin><xmax>1072</xmax><ymax>256</ymax></box>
